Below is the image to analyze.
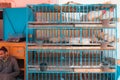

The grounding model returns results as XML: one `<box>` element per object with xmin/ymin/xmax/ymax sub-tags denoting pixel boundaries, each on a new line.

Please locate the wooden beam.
<box><xmin>74</xmin><ymin>68</ymin><xmax>115</xmax><ymax>73</ymax></box>
<box><xmin>28</xmin><ymin>45</ymin><xmax>115</xmax><ymax>50</ymax></box>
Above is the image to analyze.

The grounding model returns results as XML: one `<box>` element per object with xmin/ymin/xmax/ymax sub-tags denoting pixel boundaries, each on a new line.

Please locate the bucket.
<box><xmin>40</xmin><ymin>62</ymin><xmax>47</xmax><ymax>71</ymax></box>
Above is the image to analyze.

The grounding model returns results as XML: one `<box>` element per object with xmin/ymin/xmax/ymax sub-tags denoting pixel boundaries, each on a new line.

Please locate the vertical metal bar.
<box><xmin>88</xmin><ymin>72</ymin><xmax>90</xmax><ymax>80</ymax></box>
<box><xmin>49</xmin><ymin>73</ymin><xmax>50</xmax><ymax>80</ymax></box>
<box><xmin>38</xmin><ymin>50</ymin><xmax>40</xmax><ymax>67</ymax></box>
<box><xmin>69</xmin><ymin>50</ymin><xmax>71</xmax><ymax>66</ymax></box>
<box><xmin>92</xmin><ymin>50</ymin><xmax>94</xmax><ymax>67</ymax></box>
<box><xmin>85</xmin><ymin>50</ymin><xmax>88</xmax><ymax>66</ymax></box>
<box><xmin>80</xmin><ymin>28</ymin><xmax>82</xmax><ymax>43</ymax></box>
<box><xmin>80</xmin><ymin>73</ymin><xmax>82</xmax><ymax>80</ymax></box>
<box><xmin>77</xmin><ymin>50</ymin><xmax>79</xmax><ymax>66</ymax></box>
<box><xmin>72</xmin><ymin>73</ymin><xmax>74</xmax><ymax>80</ymax></box>
<box><xmin>77</xmin><ymin>73</ymin><xmax>78</xmax><ymax>80</ymax></box>
<box><xmin>56</xmin><ymin>50</ymin><xmax>58</xmax><ymax>67</ymax></box>
<box><xmin>65</xmin><ymin>50</ymin><xmax>66</xmax><ymax>66</ymax></box>
<box><xmin>63</xmin><ymin>5</ymin><xmax>65</xmax><ymax>23</ymax></box>
<box><xmin>80</xmin><ymin>50</ymin><xmax>82</xmax><ymax>66</ymax></box>
<box><xmin>69</xmin><ymin>73</ymin><xmax>70</xmax><ymax>80</ymax></box>
<box><xmin>46</xmin><ymin>6</ymin><xmax>48</xmax><ymax>22</ymax></box>
<box><xmin>68</xmin><ymin>5</ymin><xmax>70</xmax><ymax>22</ymax></box>
<box><xmin>96</xmin><ymin>50</ymin><xmax>98</xmax><ymax>66</ymax></box>
<box><xmin>79</xmin><ymin>5</ymin><xmax>80</xmax><ymax>23</ymax></box>
<box><xmin>96</xmin><ymin>73</ymin><xmax>97</xmax><ymax>80</ymax></box>
<box><xmin>84</xmin><ymin>73</ymin><xmax>86</xmax><ymax>80</ymax></box>
<box><xmin>56</xmin><ymin>73</ymin><xmax>58</xmax><ymax>80</ymax></box>
<box><xmin>53</xmin><ymin>73</ymin><xmax>54</xmax><ymax>80</ymax></box>
<box><xmin>88</xmin><ymin>50</ymin><xmax>90</xmax><ymax>67</ymax></box>
<box><xmin>82</xmin><ymin>5</ymin><xmax>84</xmax><ymax>22</ymax></box>
<box><xmin>29</xmin><ymin>73</ymin><xmax>31</xmax><ymax>80</ymax></box>
<box><xmin>41</xmin><ymin>5</ymin><xmax>43</xmax><ymax>22</ymax></box>
<box><xmin>60</xmin><ymin>5</ymin><xmax>62</xmax><ymax>23</ymax></box>
<box><xmin>72</xmin><ymin>5</ymin><xmax>74</xmax><ymax>23</ymax></box>
<box><xmin>35</xmin><ymin>51</ymin><xmax>37</xmax><ymax>65</ymax></box>
<box><xmin>38</xmin><ymin>73</ymin><xmax>40</xmax><ymax>80</ymax></box>
<box><xmin>100</xmin><ymin>73</ymin><xmax>101</xmax><ymax>80</ymax></box>
<box><xmin>103</xmin><ymin>73</ymin><xmax>105</xmax><ymax>80</ymax></box>
<box><xmin>42</xmin><ymin>50</ymin><xmax>43</xmax><ymax>62</ymax></box>
<box><xmin>60</xmin><ymin>50</ymin><xmax>62</xmax><ymax>66</ymax></box>
<box><xmin>115</xmin><ymin>5</ymin><xmax>117</xmax><ymax>80</ymax></box>
<box><xmin>26</xmin><ymin>6</ymin><xmax>29</xmax><ymax>80</ymax></box>
<box><xmin>51</xmin><ymin>6</ymin><xmax>56</xmax><ymax>23</ymax></box>
<box><xmin>73</xmin><ymin>50</ymin><xmax>74</xmax><ymax>66</ymax></box>
<box><xmin>36</xmin><ymin>5</ymin><xmax>38</xmax><ymax>21</ymax></box>
<box><xmin>94</xmin><ymin>5</ymin><xmax>96</xmax><ymax>22</ymax></box>
<box><xmin>53</xmin><ymin>50</ymin><xmax>54</xmax><ymax>66</ymax></box>
<box><xmin>92</xmin><ymin>73</ymin><xmax>93</xmax><ymax>80</ymax></box>
<box><xmin>49</xmin><ymin>50</ymin><xmax>51</xmax><ymax>68</ymax></box>
<box><xmin>110</xmin><ymin>73</ymin><xmax>112</xmax><ymax>80</ymax></box>
<box><xmin>86</xmin><ymin>5</ymin><xmax>88</xmax><ymax>22</ymax></box>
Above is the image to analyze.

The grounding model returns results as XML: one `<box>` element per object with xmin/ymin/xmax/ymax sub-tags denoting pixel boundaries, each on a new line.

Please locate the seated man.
<box><xmin>0</xmin><ymin>46</ymin><xmax>20</xmax><ymax>80</ymax></box>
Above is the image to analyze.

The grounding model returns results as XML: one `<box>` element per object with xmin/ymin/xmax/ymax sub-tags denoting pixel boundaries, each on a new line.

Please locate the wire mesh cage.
<box><xmin>27</xmin><ymin>4</ymin><xmax>117</xmax><ymax>47</ymax></box>
<box><xmin>28</xmin><ymin>49</ymin><xmax>116</xmax><ymax>72</ymax></box>
<box><xmin>28</xmin><ymin>27</ymin><xmax>116</xmax><ymax>47</ymax></box>
<box><xmin>26</xmin><ymin>4</ymin><xmax>117</xmax><ymax>80</ymax></box>
<box><xmin>27</xmin><ymin>4</ymin><xmax>116</xmax><ymax>23</ymax></box>
<box><xmin>28</xmin><ymin>72</ymin><xmax>115</xmax><ymax>80</ymax></box>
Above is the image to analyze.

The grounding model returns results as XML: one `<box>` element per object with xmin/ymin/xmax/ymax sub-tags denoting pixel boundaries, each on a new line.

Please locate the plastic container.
<box><xmin>40</xmin><ymin>62</ymin><xmax>47</xmax><ymax>71</ymax></box>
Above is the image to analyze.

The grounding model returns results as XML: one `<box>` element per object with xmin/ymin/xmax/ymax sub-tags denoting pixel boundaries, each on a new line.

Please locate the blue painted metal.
<box><xmin>115</xmin><ymin>5</ymin><xmax>118</xmax><ymax>80</ymax></box>
<box><xmin>117</xmin><ymin>65</ymin><xmax>120</xmax><ymax>80</ymax></box>
<box><xmin>3</xmin><ymin>7</ymin><xmax>34</xmax><ymax>40</ymax></box>
<box><xmin>26</xmin><ymin>4</ymin><xmax>117</xmax><ymax>80</ymax></box>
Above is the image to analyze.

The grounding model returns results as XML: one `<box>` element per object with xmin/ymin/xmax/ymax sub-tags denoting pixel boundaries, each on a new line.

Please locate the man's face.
<box><xmin>0</xmin><ymin>50</ymin><xmax>5</xmax><ymax>59</ymax></box>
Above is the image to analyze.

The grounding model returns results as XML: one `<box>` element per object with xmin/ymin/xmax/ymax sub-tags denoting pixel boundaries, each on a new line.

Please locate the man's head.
<box><xmin>0</xmin><ymin>46</ymin><xmax>8</xmax><ymax>59</ymax></box>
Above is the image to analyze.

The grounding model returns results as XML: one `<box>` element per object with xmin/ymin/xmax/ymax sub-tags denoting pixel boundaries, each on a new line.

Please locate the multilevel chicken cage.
<box><xmin>26</xmin><ymin>4</ymin><xmax>117</xmax><ymax>80</ymax></box>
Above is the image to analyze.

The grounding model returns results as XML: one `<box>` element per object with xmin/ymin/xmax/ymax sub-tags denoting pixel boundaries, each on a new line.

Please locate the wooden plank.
<box><xmin>28</xmin><ymin>21</ymin><xmax>103</xmax><ymax>25</ymax></box>
<box><xmin>29</xmin><ymin>23</ymin><xmax>115</xmax><ymax>28</ymax></box>
<box><xmin>43</xmin><ymin>43</ymin><xmax>101</xmax><ymax>46</ymax></box>
<box><xmin>75</xmin><ymin>24</ymin><xmax>115</xmax><ymax>28</ymax></box>
<box><xmin>0</xmin><ymin>41</ymin><xmax>26</xmax><ymax>46</ymax></box>
<box><xmin>28</xmin><ymin>45</ymin><xmax>115</xmax><ymax>50</ymax></box>
<box><xmin>28</xmin><ymin>65</ymin><xmax>115</xmax><ymax>73</ymax></box>
<box><xmin>74</xmin><ymin>68</ymin><xmax>115</xmax><ymax>73</ymax></box>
